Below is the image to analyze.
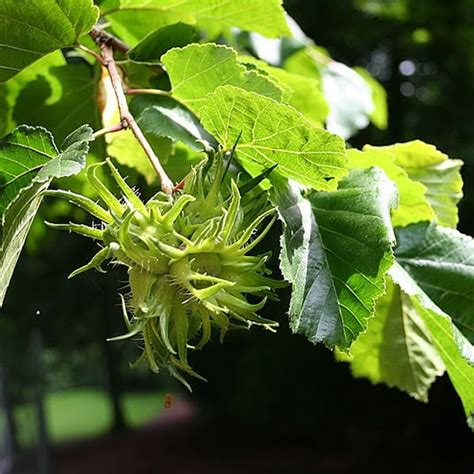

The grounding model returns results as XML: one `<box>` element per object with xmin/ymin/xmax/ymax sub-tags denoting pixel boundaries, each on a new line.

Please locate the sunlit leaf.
<box><xmin>272</xmin><ymin>168</ymin><xmax>397</xmax><ymax>350</ymax></box>
<box><xmin>0</xmin><ymin>0</ymin><xmax>99</xmax><ymax>82</ymax></box>
<box><xmin>380</xmin><ymin>141</ymin><xmax>463</xmax><ymax>228</ymax></box>
<box><xmin>200</xmin><ymin>86</ymin><xmax>346</xmax><ymax>190</ymax></box>
<box><xmin>162</xmin><ymin>43</ymin><xmax>283</xmax><ymax>113</ymax></box>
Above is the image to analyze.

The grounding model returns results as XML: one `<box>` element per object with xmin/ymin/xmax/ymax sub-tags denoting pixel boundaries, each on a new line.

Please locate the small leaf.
<box><xmin>0</xmin><ymin>0</ymin><xmax>99</xmax><ymax>82</ymax></box>
<box><xmin>380</xmin><ymin>141</ymin><xmax>463</xmax><ymax>228</ymax></box>
<box><xmin>272</xmin><ymin>167</ymin><xmax>397</xmax><ymax>350</ymax></box>
<box><xmin>394</xmin><ymin>221</ymin><xmax>474</xmax><ymax>342</ymax></box>
<box><xmin>162</xmin><ymin>44</ymin><xmax>284</xmax><ymax>113</ymax></box>
<box><xmin>0</xmin><ymin>125</ymin><xmax>94</xmax><ymax>307</ymax></box>
<box><xmin>200</xmin><ymin>85</ymin><xmax>347</xmax><ymax>191</ymax></box>
<box><xmin>128</xmin><ymin>23</ymin><xmax>199</xmax><ymax>64</ymax></box>
<box><xmin>38</xmin><ymin>125</ymin><xmax>94</xmax><ymax>180</ymax></box>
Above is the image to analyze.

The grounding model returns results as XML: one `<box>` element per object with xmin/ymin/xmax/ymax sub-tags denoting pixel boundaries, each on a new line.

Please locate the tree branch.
<box><xmin>92</xmin><ymin>32</ymin><xmax>174</xmax><ymax>195</ymax></box>
<box><xmin>90</xmin><ymin>26</ymin><xmax>129</xmax><ymax>55</ymax></box>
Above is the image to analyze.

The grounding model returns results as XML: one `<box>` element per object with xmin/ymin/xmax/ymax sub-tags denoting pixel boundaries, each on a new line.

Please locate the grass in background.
<box><xmin>11</xmin><ymin>389</ymin><xmax>166</xmax><ymax>446</ymax></box>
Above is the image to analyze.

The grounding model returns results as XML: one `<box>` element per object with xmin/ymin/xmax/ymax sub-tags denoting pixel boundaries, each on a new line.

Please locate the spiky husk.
<box><xmin>47</xmin><ymin>152</ymin><xmax>284</xmax><ymax>388</ymax></box>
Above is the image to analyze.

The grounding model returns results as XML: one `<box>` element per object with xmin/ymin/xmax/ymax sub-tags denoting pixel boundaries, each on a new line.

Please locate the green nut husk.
<box><xmin>47</xmin><ymin>152</ymin><xmax>284</xmax><ymax>388</ymax></box>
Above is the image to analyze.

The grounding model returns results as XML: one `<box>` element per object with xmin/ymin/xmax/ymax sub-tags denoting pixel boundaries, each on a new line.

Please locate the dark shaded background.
<box><xmin>1</xmin><ymin>1</ymin><xmax>473</xmax><ymax>473</ymax></box>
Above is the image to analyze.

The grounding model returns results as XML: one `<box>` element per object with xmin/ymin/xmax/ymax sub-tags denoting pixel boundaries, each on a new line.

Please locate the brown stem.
<box><xmin>125</xmin><ymin>88</ymin><xmax>170</xmax><ymax>97</ymax></box>
<box><xmin>172</xmin><ymin>178</ymin><xmax>185</xmax><ymax>193</ymax></box>
<box><xmin>94</xmin><ymin>37</ymin><xmax>173</xmax><ymax>195</ymax></box>
<box><xmin>77</xmin><ymin>44</ymin><xmax>105</xmax><ymax>65</ymax></box>
<box><xmin>93</xmin><ymin>123</ymin><xmax>125</xmax><ymax>138</ymax></box>
<box><xmin>90</xmin><ymin>26</ymin><xmax>129</xmax><ymax>55</ymax></box>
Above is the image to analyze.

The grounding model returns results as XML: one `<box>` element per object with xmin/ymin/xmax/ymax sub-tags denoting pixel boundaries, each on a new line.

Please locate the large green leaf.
<box><xmin>162</xmin><ymin>44</ymin><xmax>283</xmax><ymax>112</ymax></box>
<box><xmin>348</xmin><ymin>147</ymin><xmax>435</xmax><ymax>227</ymax></box>
<box><xmin>0</xmin><ymin>51</ymin><xmax>66</xmax><ymax>136</ymax></box>
<box><xmin>130</xmin><ymin>94</ymin><xmax>218</xmax><ymax>151</ymax></box>
<box><xmin>100</xmin><ymin>0</ymin><xmax>290</xmax><ymax>44</ymax></box>
<box><xmin>200</xmin><ymin>86</ymin><xmax>347</xmax><ymax>191</ymax></box>
<box><xmin>12</xmin><ymin>63</ymin><xmax>101</xmax><ymax>142</ymax></box>
<box><xmin>342</xmin><ymin>280</ymin><xmax>445</xmax><ymax>401</ymax></box>
<box><xmin>0</xmin><ymin>125</ymin><xmax>94</xmax><ymax>307</ymax></box>
<box><xmin>415</xmin><ymin>298</ymin><xmax>474</xmax><ymax>430</ymax></box>
<box><xmin>394</xmin><ymin>222</ymin><xmax>474</xmax><ymax>342</ymax></box>
<box><xmin>1</xmin><ymin>179</ymin><xmax>51</xmax><ymax>306</ymax></box>
<box><xmin>380</xmin><ymin>141</ymin><xmax>463</xmax><ymax>228</ymax></box>
<box><xmin>390</xmin><ymin>263</ymin><xmax>474</xmax><ymax>430</ymax></box>
<box><xmin>240</xmin><ymin>56</ymin><xmax>328</xmax><ymax>127</ymax></box>
<box><xmin>272</xmin><ymin>167</ymin><xmax>397</xmax><ymax>350</ymax></box>
<box><xmin>127</xmin><ymin>23</ymin><xmax>198</xmax><ymax>64</ymax></box>
<box><xmin>0</xmin><ymin>0</ymin><xmax>99</xmax><ymax>82</ymax></box>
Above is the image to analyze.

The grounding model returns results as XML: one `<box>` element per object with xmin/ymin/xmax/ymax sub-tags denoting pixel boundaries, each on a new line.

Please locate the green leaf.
<box><xmin>415</xmin><ymin>298</ymin><xmax>474</xmax><ymax>430</ymax></box>
<box><xmin>354</xmin><ymin>67</ymin><xmax>388</xmax><ymax>130</ymax></box>
<box><xmin>394</xmin><ymin>221</ymin><xmax>474</xmax><ymax>342</ymax></box>
<box><xmin>283</xmin><ymin>47</ymin><xmax>323</xmax><ymax>81</ymax></box>
<box><xmin>272</xmin><ymin>167</ymin><xmax>397</xmax><ymax>350</ymax></box>
<box><xmin>101</xmin><ymin>0</ymin><xmax>290</xmax><ymax>44</ymax></box>
<box><xmin>0</xmin><ymin>125</ymin><xmax>94</xmax><ymax>307</ymax></box>
<box><xmin>322</xmin><ymin>62</ymin><xmax>374</xmax><ymax>139</ymax></box>
<box><xmin>38</xmin><ymin>126</ymin><xmax>94</xmax><ymax>180</ymax></box>
<box><xmin>0</xmin><ymin>0</ymin><xmax>99</xmax><ymax>82</ymax></box>
<box><xmin>0</xmin><ymin>180</ymin><xmax>51</xmax><ymax>306</ymax></box>
<box><xmin>0</xmin><ymin>51</ymin><xmax>66</xmax><ymax>136</ymax></box>
<box><xmin>343</xmin><ymin>279</ymin><xmax>445</xmax><ymax>401</ymax></box>
<box><xmin>127</xmin><ymin>23</ymin><xmax>198</xmax><ymax>64</ymax></box>
<box><xmin>130</xmin><ymin>95</ymin><xmax>217</xmax><ymax>150</ymax></box>
<box><xmin>162</xmin><ymin>44</ymin><xmax>284</xmax><ymax>112</ymax></box>
<box><xmin>390</xmin><ymin>263</ymin><xmax>474</xmax><ymax>430</ymax></box>
<box><xmin>240</xmin><ymin>56</ymin><xmax>328</xmax><ymax>126</ymax></box>
<box><xmin>380</xmin><ymin>141</ymin><xmax>463</xmax><ymax>228</ymax></box>
<box><xmin>200</xmin><ymin>86</ymin><xmax>347</xmax><ymax>191</ymax></box>
<box><xmin>348</xmin><ymin>147</ymin><xmax>436</xmax><ymax>227</ymax></box>
<box><xmin>12</xmin><ymin>63</ymin><xmax>101</xmax><ymax>143</ymax></box>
